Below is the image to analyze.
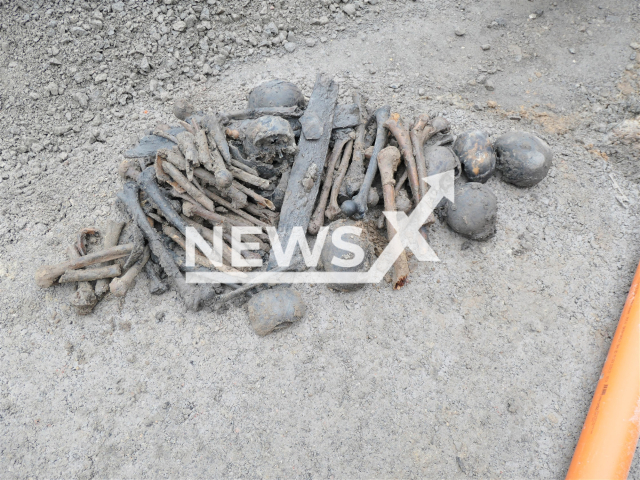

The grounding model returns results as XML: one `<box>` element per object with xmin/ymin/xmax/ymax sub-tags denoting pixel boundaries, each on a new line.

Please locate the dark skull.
<box><xmin>248</xmin><ymin>79</ymin><xmax>306</xmax><ymax>109</ymax></box>
<box><xmin>445</xmin><ymin>182</ymin><xmax>497</xmax><ymax>240</ymax></box>
<box><xmin>240</xmin><ymin>115</ymin><xmax>297</xmax><ymax>162</ymax></box>
<box><xmin>453</xmin><ymin>130</ymin><xmax>496</xmax><ymax>183</ymax></box>
<box><xmin>494</xmin><ymin>132</ymin><xmax>552</xmax><ymax>187</ymax></box>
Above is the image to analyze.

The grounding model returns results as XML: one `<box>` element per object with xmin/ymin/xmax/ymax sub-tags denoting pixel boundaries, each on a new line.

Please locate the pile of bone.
<box><xmin>34</xmin><ymin>74</ymin><xmax>552</xmax><ymax>335</ymax></box>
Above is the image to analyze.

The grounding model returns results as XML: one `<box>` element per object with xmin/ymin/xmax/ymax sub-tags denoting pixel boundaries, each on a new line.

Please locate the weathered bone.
<box><xmin>190</xmin><ymin>118</ymin><xmax>232</xmax><ymax>190</ymax></box>
<box><xmin>377</xmin><ymin>146</ymin><xmax>409</xmax><ymax>289</ymax></box>
<box><xmin>228</xmin><ymin>165</ymin><xmax>270</xmax><ymax>189</ymax></box>
<box><xmin>342</xmin><ymin>93</ymin><xmax>368</xmax><ymax>197</ymax></box>
<box><xmin>200</xmin><ymin>188</ymin><xmax>268</xmax><ymax>228</ymax></box>
<box><xmin>192</xmin><ymin>168</ymin><xmax>248</xmax><ymax>209</ymax></box>
<box><xmin>308</xmin><ymin>130</ymin><xmax>353</xmax><ymax>235</ymax></box>
<box><xmin>59</xmin><ymin>264</ymin><xmax>122</xmax><ymax>283</ymax></box>
<box><xmin>117</xmin><ymin>181</ymin><xmax>214</xmax><ymax>311</ymax></box>
<box><xmin>36</xmin><ymin>244</ymin><xmax>134</xmax><ymax>288</ymax></box>
<box><xmin>202</xmin><ymin>114</ymin><xmax>232</xmax><ymax>164</ymax></box>
<box><xmin>384</xmin><ymin>113</ymin><xmax>420</xmax><ymax>206</ymax></box>
<box><xmin>229</xmin><ymin>158</ymin><xmax>259</xmax><ymax>176</ymax></box>
<box><xmin>341</xmin><ymin>105</ymin><xmax>390</xmax><ymax>219</ymax></box>
<box><xmin>137</xmin><ymin>166</ymin><xmax>190</xmax><ymax>234</ymax></box>
<box><xmin>219</xmin><ymin>106</ymin><xmax>304</xmax><ymax>123</ymax></box>
<box><xmin>109</xmin><ymin>246</ymin><xmax>150</xmax><ymax>296</ymax></box>
<box><xmin>182</xmin><ymin>201</ymin><xmax>225</xmax><ymax>225</ymax></box>
<box><xmin>144</xmin><ymin>260</ymin><xmax>169</xmax><ymax>295</ymax></box>
<box><xmin>232</xmin><ymin>181</ymin><xmax>275</xmax><ymax>210</ymax></box>
<box><xmin>161</xmin><ymin>162</ymin><xmax>217</xmax><ymax>212</ymax></box>
<box><xmin>271</xmin><ymin>163</ymin><xmax>290</xmax><ymax>211</ymax></box>
<box><xmin>161</xmin><ymin>224</ymin><xmax>242</xmax><ymax>275</ymax></box>
<box><xmin>325</xmin><ymin>138</ymin><xmax>354</xmax><ymax>221</ymax></box>
<box><xmin>66</xmin><ymin>245</ymin><xmax>97</xmax><ymax>315</ymax></box>
<box><xmin>95</xmin><ymin>220</ymin><xmax>125</xmax><ymax>297</ymax></box>
<box><xmin>76</xmin><ymin>227</ymin><xmax>98</xmax><ymax>256</ymax></box>
<box><xmin>225</xmin><ymin>128</ymin><xmax>240</xmax><ymax>139</ymax></box>
<box><xmin>410</xmin><ymin>114</ymin><xmax>432</xmax><ymax>200</ymax></box>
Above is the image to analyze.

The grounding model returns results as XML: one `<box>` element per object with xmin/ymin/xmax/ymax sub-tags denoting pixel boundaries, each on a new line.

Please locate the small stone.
<box><xmin>418</xmin><ymin>88</ymin><xmax>425</xmax><ymax>96</ymax></box>
<box><xmin>172</xmin><ymin>21</ymin><xmax>186</xmax><ymax>32</ymax></box>
<box><xmin>455</xmin><ymin>27</ymin><xmax>466</xmax><ymax>36</ymax></box>
<box><xmin>343</xmin><ymin>4</ymin><xmax>356</xmax><ymax>15</ymax></box>
<box><xmin>112</xmin><ymin>1</ymin><xmax>125</xmax><ymax>12</ymax></box>
<box><xmin>29</xmin><ymin>91</ymin><xmax>40</xmax><ymax>100</ymax></box>
<box><xmin>311</xmin><ymin>16</ymin><xmax>330</xmax><ymax>25</ymax></box>
<box><xmin>53</xmin><ymin>125</ymin><xmax>72</xmax><ymax>136</ymax></box>
<box><xmin>481</xmin><ymin>44</ymin><xmax>490</xmax><ymax>51</ymax></box>
<box><xmin>283</xmin><ymin>42</ymin><xmax>297</xmax><ymax>53</ymax></box>
<box><xmin>485</xmin><ymin>79</ymin><xmax>495</xmax><ymax>91</ymax></box>
<box><xmin>173</xmin><ymin>98</ymin><xmax>194</xmax><ymax>120</ymax></box>
<box><xmin>184</xmin><ymin>14</ymin><xmax>197</xmax><ymax>28</ymax></box>
<box><xmin>631</xmin><ymin>42</ymin><xmax>640</xmax><ymax>50</ymax></box>
<box><xmin>568</xmin><ymin>47</ymin><xmax>576</xmax><ymax>54</ymax></box>
<box><xmin>72</xmin><ymin>92</ymin><xmax>89</xmax><ymax>108</ymax></box>
<box><xmin>31</xmin><ymin>143</ymin><xmax>44</xmax><ymax>153</ymax></box>
<box><xmin>487</xmin><ymin>100</ymin><xmax>498</xmax><ymax>108</ymax></box>
<box><xmin>94</xmin><ymin>73</ymin><xmax>107</xmax><ymax>84</ymax></box>
<box><xmin>305</xmin><ymin>38</ymin><xmax>317</xmax><ymax>47</ymax></box>
<box><xmin>70</xmin><ymin>26</ymin><xmax>88</xmax><ymax>37</ymax></box>
<box><xmin>140</xmin><ymin>57</ymin><xmax>151</xmax><ymax>73</ymax></box>
<box><xmin>49</xmin><ymin>57</ymin><xmax>62</xmax><ymax>65</ymax></box>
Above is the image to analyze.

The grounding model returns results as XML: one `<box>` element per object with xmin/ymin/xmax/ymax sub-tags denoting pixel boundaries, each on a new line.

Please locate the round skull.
<box><xmin>453</xmin><ymin>130</ymin><xmax>496</xmax><ymax>183</ymax></box>
<box><xmin>425</xmin><ymin>145</ymin><xmax>461</xmax><ymax>178</ymax></box>
<box><xmin>247</xmin><ymin>288</ymin><xmax>306</xmax><ymax>336</ymax></box>
<box><xmin>494</xmin><ymin>131</ymin><xmax>552</xmax><ymax>187</ymax></box>
<box><xmin>248</xmin><ymin>79</ymin><xmax>306</xmax><ymax>109</ymax></box>
<box><xmin>445</xmin><ymin>182</ymin><xmax>497</xmax><ymax>240</ymax></box>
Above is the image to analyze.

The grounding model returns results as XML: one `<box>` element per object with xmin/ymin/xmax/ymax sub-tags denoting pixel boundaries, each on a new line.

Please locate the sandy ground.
<box><xmin>1</xmin><ymin>0</ymin><xmax>640</xmax><ymax>478</ymax></box>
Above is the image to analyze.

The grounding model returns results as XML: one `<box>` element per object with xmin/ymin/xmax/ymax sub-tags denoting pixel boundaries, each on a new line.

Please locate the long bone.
<box><xmin>117</xmin><ymin>181</ymin><xmax>214</xmax><ymax>311</ymax></box>
<box><xmin>308</xmin><ymin>130</ymin><xmax>353</xmax><ymax>235</ymax></box>
<box><xmin>340</xmin><ymin>105</ymin><xmax>390</xmax><ymax>219</ymax></box>
<box><xmin>325</xmin><ymin>137</ymin><xmax>354</xmax><ymax>221</ymax></box>
<box><xmin>36</xmin><ymin>244</ymin><xmax>134</xmax><ymax>288</ymax></box>
<box><xmin>384</xmin><ymin>113</ymin><xmax>420</xmax><ymax>206</ymax></box>
<box><xmin>342</xmin><ymin>92</ymin><xmax>368</xmax><ymax>197</ymax></box>
<box><xmin>377</xmin><ymin>146</ymin><xmax>410</xmax><ymax>289</ymax></box>
<box><xmin>95</xmin><ymin>220</ymin><xmax>125</xmax><ymax>297</ymax></box>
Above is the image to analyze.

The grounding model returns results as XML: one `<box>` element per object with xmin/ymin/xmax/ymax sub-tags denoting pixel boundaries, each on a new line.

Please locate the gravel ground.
<box><xmin>1</xmin><ymin>0</ymin><xmax>640</xmax><ymax>478</ymax></box>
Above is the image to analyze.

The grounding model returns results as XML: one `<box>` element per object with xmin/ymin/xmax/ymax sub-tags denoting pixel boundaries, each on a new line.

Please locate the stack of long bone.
<box><xmin>34</xmin><ymin>74</ymin><xmax>457</xmax><ymax>314</ymax></box>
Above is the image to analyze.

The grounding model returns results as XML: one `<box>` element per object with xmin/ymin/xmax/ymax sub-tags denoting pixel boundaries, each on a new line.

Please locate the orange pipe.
<box><xmin>566</xmin><ymin>261</ymin><xmax>640</xmax><ymax>480</ymax></box>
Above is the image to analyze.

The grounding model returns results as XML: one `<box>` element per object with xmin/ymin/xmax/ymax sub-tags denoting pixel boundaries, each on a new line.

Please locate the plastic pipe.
<box><xmin>566</xmin><ymin>261</ymin><xmax>640</xmax><ymax>480</ymax></box>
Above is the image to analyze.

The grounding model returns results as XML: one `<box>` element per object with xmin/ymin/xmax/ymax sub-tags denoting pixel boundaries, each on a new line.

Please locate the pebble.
<box><xmin>112</xmin><ymin>2</ymin><xmax>125</xmax><ymax>13</ymax></box>
<box><xmin>481</xmin><ymin>44</ymin><xmax>491</xmax><ymax>51</ymax></box>
<box><xmin>94</xmin><ymin>73</ymin><xmax>107</xmax><ymax>84</ymax></box>
<box><xmin>305</xmin><ymin>38</ymin><xmax>317</xmax><ymax>47</ymax></box>
<box><xmin>418</xmin><ymin>88</ymin><xmax>425</xmax><ymax>95</ymax></box>
<box><xmin>343</xmin><ymin>4</ymin><xmax>356</xmax><ymax>16</ymax></box>
<box><xmin>172</xmin><ymin>20</ymin><xmax>186</xmax><ymax>32</ymax></box>
<box><xmin>568</xmin><ymin>47</ymin><xmax>576</xmax><ymax>54</ymax></box>
<box><xmin>311</xmin><ymin>16</ymin><xmax>330</xmax><ymax>25</ymax></box>
<box><xmin>455</xmin><ymin>27</ymin><xmax>466</xmax><ymax>36</ymax></box>
<box><xmin>485</xmin><ymin>79</ymin><xmax>495</xmax><ymax>91</ymax></box>
<box><xmin>284</xmin><ymin>42</ymin><xmax>297</xmax><ymax>53</ymax></box>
